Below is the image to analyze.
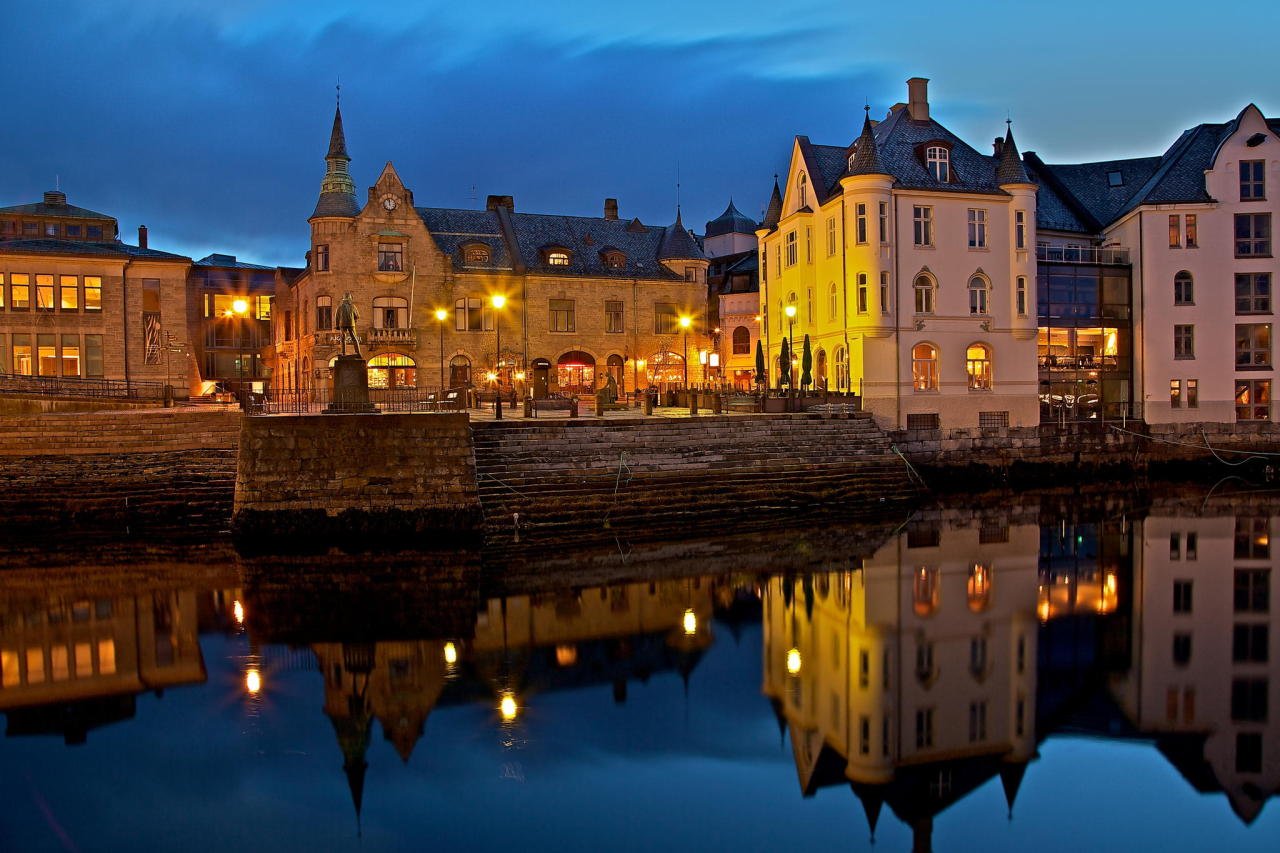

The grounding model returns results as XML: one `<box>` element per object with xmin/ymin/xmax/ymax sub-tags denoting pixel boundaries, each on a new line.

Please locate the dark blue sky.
<box><xmin>1</xmin><ymin>0</ymin><xmax>1276</xmax><ymax>266</ymax></box>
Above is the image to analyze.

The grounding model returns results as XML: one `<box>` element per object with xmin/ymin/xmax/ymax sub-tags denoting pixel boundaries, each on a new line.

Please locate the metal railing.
<box><xmin>251</xmin><ymin>385</ymin><xmax>462</xmax><ymax>415</ymax></box>
<box><xmin>1036</xmin><ymin>245</ymin><xmax>1130</xmax><ymax>265</ymax></box>
<box><xmin>0</xmin><ymin>372</ymin><xmax>170</xmax><ymax>399</ymax></box>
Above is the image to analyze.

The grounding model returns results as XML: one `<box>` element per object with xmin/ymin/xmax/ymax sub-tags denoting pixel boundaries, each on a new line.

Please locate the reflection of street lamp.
<box><xmin>678</xmin><ymin>315</ymin><xmax>692</xmax><ymax>386</ymax></box>
<box><xmin>491</xmin><ymin>294</ymin><xmax>506</xmax><ymax>419</ymax></box>
<box><xmin>499</xmin><ymin>690</ymin><xmax>519</xmax><ymax>722</ymax></box>
<box><xmin>434</xmin><ymin>308</ymin><xmax>448</xmax><ymax>394</ymax></box>
<box><xmin>783</xmin><ymin>304</ymin><xmax>797</xmax><ymax>389</ymax></box>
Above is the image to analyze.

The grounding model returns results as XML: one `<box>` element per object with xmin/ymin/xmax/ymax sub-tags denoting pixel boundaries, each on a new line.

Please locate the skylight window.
<box><xmin>1107</xmin><ymin>171</ymin><xmax>1123</xmax><ymax>187</ymax></box>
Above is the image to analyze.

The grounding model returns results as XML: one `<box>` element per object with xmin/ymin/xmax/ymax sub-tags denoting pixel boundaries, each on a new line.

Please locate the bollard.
<box><xmin>595</xmin><ymin>392</ymin><xmax>606</xmax><ymax>417</ymax></box>
<box><xmin>643</xmin><ymin>392</ymin><xmax>654</xmax><ymax>416</ymax></box>
<box><xmin>689</xmin><ymin>391</ymin><xmax>698</xmax><ymax>416</ymax></box>
<box><xmin>712</xmin><ymin>393</ymin><xmax>722</xmax><ymax>415</ymax></box>
<box><xmin>570</xmin><ymin>397</ymin><xmax>579</xmax><ymax>418</ymax></box>
<box><xmin>523</xmin><ymin>397</ymin><xmax>533</xmax><ymax>418</ymax></box>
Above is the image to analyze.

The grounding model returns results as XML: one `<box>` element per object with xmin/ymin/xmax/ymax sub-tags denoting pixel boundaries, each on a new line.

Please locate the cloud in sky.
<box><xmin>1</xmin><ymin>1</ymin><xmax>1276</xmax><ymax>265</ymax></box>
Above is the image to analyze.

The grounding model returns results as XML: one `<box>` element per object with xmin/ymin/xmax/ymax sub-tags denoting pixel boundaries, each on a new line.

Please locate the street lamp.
<box><xmin>678</xmin><ymin>315</ymin><xmax>692</xmax><ymax>387</ymax></box>
<box><xmin>434</xmin><ymin>308</ymin><xmax>448</xmax><ymax>394</ymax></box>
<box><xmin>226</xmin><ymin>298</ymin><xmax>250</xmax><ymax>405</ymax></box>
<box><xmin>783</xmin><ymin>304</ymin><xmax>797</xmax><ymax>389</ymax></box>
<box><xmin>491</xmin><ymin>294</ymin><xmax>506</xmax><ymax>419</ymax></box>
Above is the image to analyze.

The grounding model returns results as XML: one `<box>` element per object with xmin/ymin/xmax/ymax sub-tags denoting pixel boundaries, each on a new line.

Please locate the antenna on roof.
<box><xmin>336</xmin><ymin>75</ymin><xmax>341</xmax><ymax>106</ymax></box>
<box><xmin>676</xmin><ymin>160</ymin><xmax>681</xmax><ymax>213</ymax></box>
<box><xmin>55</xmin><ymin>174</ymin><xmax>60</xmax><ymax>191</ymax></box>
<box><xmin>470</xmin><ymin>184</ymin><xmax>478</xmax><ymax>207</ymax></box>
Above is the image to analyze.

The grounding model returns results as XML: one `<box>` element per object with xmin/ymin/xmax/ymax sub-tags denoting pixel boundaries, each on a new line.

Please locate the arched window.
<box><xmin>926</xmin><ymin>146</ymin><xmax>949</xmax><ymax>182</ymax></box>
<box><xmin>798</xmin><ymin>172</ymin><xmax>808</xmax><ymax>208</ymax></box>
<box><xmin>967</xmin><ymin>563</ymin><xmax>992</xmax><ymax>613</ymax></box>
<box><xmin>315</xmin><ymin>295</ymin><xmax>333</xmax><ymax>331</ymax></box>
<box><xmin>449</xmin><ymin>355</ymin><xmax>471</xmax><ymax>387</ymax></box>
<box><xmin>606</xmin><ymin>353</ymin><xmax>625</xmax><ymax>388</ymax></box>
<box><xmin>732</xmin><ymin>326</ymin><xmax>751</xmax><ymax>355</ymax></box>
<box><xmin>373</xmin><ymin>296</ymin><xmax>408</xmax><ymax>329</ymax></box>
<box><xmin>543</xmin><ymin>247</ymin><xmax>571</xmax><ymax>266</ymax></box>
<box><xmin>367</xmin><ymin>352</ymin><xmax>416</xmax><ymax>389</ymax></box>
<box><xmin>603</xmin><ymin>251</ymin><xmax>626</xmax><ymax>270</ymax></box>
<box><xmin>966</xmin><ymin>343</ymin><xmax>992</xmax><ymax>391</ymax></box>
<box><xmin>914</xmin><ymin>274</ymin><xmax>935</xmax><ymax>314</ymax></box>
<box><xmin>815</xmin><ymin>349</ymin><xmax>827</xmax><ymax>390</ymax></box>
<box><xmin>463</xmin><ymin>244</ymin><xmax>491</xmax><ymax>265</ymax></box>
<box><xmin>912</xmin><ymin>342</ymin><xmax>939</xmax><ymax>391</ymax></box>
<box><xmin>913</xmin><ymin>566</ymin><xmax>939</xmax><ymax>617</ymax></box>
<box><xmin>828</xmin><ymin>282</ymin><xmax>838</xmax><ymax>320</ymax></box>
<box><xmin>1174</xmin><ymin>270</ymin><xmax>1194</xmax><ymax>305</ymax></box>
<box><xmin>968</xmin><ymin>275</ymin><xmax>989</xmax><ymax>315</ymax></box>
<box><xmin>834</xmin><ymin>346</ymin><xmax>849</xmax><ymax>391</ymax></box>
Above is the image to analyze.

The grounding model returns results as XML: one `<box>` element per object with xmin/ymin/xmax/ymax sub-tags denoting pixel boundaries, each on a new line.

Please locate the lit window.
<box><xmin>1169</xmin><ymin>215</ymin><xmax>1181</xmax><ymax>248</ymax></box>
<box><xmin>1235</xmin><ymin>380</ymin><xmax>1271</xmax><ymax>421</ymax></box>
<box><xmin>547</xmin><ymin>250</ymin><xmax>570</xmax><ymax>266</ymax></box>
<box><xmin>603</xmin><ymin>251</ymin><xmax>625</xmax><ymax>270</ymax></box>
<box><xmin>925</xmin><ymin>146</ymin><xmax>949</xmax><ymax>182</ymax></box>
<box><xmin>377</xmin><ymin>242</ymin><xmax>403</xmax><ymax>272</ymax></box>
<box><xmin>83</xmin><ymin>276</ymin><xmax>101</xmax><ymax>312</ymax></box>
<box><xmin>966</xmin><ymin>343</ymin><xmax>992</xmax><ymax>390</ymax></box>
<box><xmin>1235</xmin><ymin>324</ymin><xmax>1271</xmax><ymax>368</ymax></box>
<box><xmin>912</xmin><ymin>342</ymin><xmax>939</xmax><ymax>391</ymax></box>
<box><xmin>464</xmin><ymin>244</ymin><xmax>491</xmax><ymax>265</ymax></box>
<box><xmin>1185</xmin><ymin>215</ymin><xmax>1197</xmax><ymax>248</ymax></box>
<box><xmin>59</xmin><ymin>275</ymin><xmax>78</xmax><ymax>310</ymax></box>
<box><xmin>1170</xmin><ymin>379</ymin><xmax>1182</xmax><ymax>408</ymax></box>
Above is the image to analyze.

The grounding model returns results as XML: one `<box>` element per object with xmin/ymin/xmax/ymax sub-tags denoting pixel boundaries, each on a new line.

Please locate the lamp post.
<box><xmin>434</xmin><ymin>308</ymin><xmax>448</xmax><ymax>395</ymax></box>
<box><xmin>491</xmin><ymin>294</ymin><xmax>506</xmax><ymax>420</ymax></box>
<box><xmin>678</xmin><ymin>315</ymin><xmax>692</xmax><ymax>387</ymax></box>
<box><xmin>783</xmin><ymin>304</ymin><xmax>797</xmax><ymax>390</ymax></box>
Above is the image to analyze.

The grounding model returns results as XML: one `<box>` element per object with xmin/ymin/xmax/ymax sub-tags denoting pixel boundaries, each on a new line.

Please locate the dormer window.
<box><xmin>544</xmin><ymin>248</ymin><xmax>571</xmax><ymax>266</ymax></box>
<box><xmin>925</xmin><ymin>146</ymin><xmax>949</xmax><ymax>182</ymax></box>
<box><xmin>463</xmin><ymin>244</ymin><xmax>491</xmax><ymax>265</ymax></box>
<box><xmin>602</xmin><ymin>250</ymin><xmax>626</xmax><ymax>270</ymax></box>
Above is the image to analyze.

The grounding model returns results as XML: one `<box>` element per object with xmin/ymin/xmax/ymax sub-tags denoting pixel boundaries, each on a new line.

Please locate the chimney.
<box><xmin>485</xmin><ymin>194</ymin><xmax>514</xmax><ymax>212</ymax></box>
<box><xmin>993</xmin><ymin>137</ymin><xmax>1005</xmax><ymax>157</ymax></box>
<box><xmin>43</xmin><ymin>190</ymin><xmax>67</xmax><ymax>206</ymax></box>
<box><xmin>604</xmin><ymin>198</ymin><xmax>619</xmax><ymax>220</ymax></box>
<box><xmin>137</xmin><ymin>225</ymin><xmax>148</xmax><ymax>249</ymax></box>
<box><xmin>906</xmin><ymin>77</ymin><xmax>930</xmax><ymax>121</ymax></box>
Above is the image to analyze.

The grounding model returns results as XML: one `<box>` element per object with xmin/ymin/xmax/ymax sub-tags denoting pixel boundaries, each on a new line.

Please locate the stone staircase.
<box><xmin>471</xmin><ymin>412</ymin><xmax>918</xmax><ymax>535</ymax></box>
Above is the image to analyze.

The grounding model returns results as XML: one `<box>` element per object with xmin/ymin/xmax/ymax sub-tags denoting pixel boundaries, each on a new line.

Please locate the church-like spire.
<box><xmin>996</xmin><ymin>122</ymin><xmax>1031</xmax><ymax>185</ymax></box>
<box><xmin>761</xmin><ymin>176</ymin><xmax>783</xmax><ymax>230</ymax></box>
<box><xmin>311</xmin><ymin>98</ymin><xmax>360</xmax><ymax>220</ymax></box>
<box><xmin>848</xmin><ymin>106</ymin><xmax>888</xmax><ymax>176</ymax></box>
<box><xmin>658</xmin><ymin>207</ymin><xmax>704</xmax><ymax>260</ymax></box>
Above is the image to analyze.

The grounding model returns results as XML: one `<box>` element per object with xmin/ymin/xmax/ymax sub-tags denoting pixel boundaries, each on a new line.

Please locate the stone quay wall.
<box><xmin>232</xmin><ymin>412</ymin><xmax>483</xmax><ymax>545</ymax></box>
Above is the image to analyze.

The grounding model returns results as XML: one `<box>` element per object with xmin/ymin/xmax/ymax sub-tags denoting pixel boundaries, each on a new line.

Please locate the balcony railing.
<box><xmin>1036</xmin><ymin>245</ymin><xmax>1130</xmax><ymax>265</ymax></box>
<box><xmin>367</xmin><ymin>327</ymin><xmax>418</xmax><ymax>347</ymax></box>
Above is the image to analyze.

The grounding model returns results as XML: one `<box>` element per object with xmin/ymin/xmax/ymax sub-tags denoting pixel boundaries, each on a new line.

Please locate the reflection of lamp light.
<box><xmin>786</xmin><ymin>648</ymin><xmax>802</xmax><ymax>675</ymax></box>
<box><xmin>499</xmin><ymin>691</ymin><xmax>518</xmax><ymax>721</ymax></box>
<box><xmin>682</xmin><ymin>608</ymin><xmax>698</xmax><ymax>636</ymax></box>
<box><xmin>443</xmin><ymin>642</ymin><xmax>458</xmax><ymax>665</ymax></box>
<box><xmin>245</xmin><ymin>668</ymin><xmax>262</xmax><ymax>695</ymax></box>
<box><xmin>232</xmin><ymin>600</ymin><xmax>245</xmax><ymax>626</ymax></box>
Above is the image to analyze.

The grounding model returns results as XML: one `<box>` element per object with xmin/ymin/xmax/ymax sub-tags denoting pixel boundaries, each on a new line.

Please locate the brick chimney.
<box><xmin>137</xmin><ymin>225</ymin><xmax>148</xmax><ymax>249</ymax></box>
<box><xmin>993</xmin><ymin>137</ymin><xmax>1005</xmax><ymax>157</ymax></box>
<box><xmin>907</xmin><ymin>77</ymin><xmax>930</xmax><ymax>121</ymax></box>
<box><xmin>604</xmin><ymin>198</ymin><xmax>619</xmax><ymax>220</ymax></box>
<box><xmin>485</xmin><ymin>194</ymin><xmax>514</xmax><ymax>211</ymax></box>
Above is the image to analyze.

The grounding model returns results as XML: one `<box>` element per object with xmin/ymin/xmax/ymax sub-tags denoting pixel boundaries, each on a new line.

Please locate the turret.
<box><xmin>310</xmin><ymin>101</ymin><xmax>360</xmax><ymax>220</ymax></box>
<box><xmin>996</xmin><ymin>123</ymin><xmax>1037</xmax><ymax>334</ymax></box>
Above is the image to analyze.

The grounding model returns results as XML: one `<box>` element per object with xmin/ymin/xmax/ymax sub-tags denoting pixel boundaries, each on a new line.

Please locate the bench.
<box><xmin>438</xmin><ymin>390</ymin><xmax>462</xmax><ymax>411</ymax></box>
<box><xmin>726</xmin><ymin>394</ymin><xmax>760</xmax><ymax>413</ymax></box>
<box><xmin>530</xmin><ymin>395</ymin><xmax>577</xmax><ymax>417</ymax></box>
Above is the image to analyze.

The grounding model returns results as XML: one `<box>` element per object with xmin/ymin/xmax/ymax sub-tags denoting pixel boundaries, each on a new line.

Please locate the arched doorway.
<box><xmin>368</xmin><ymin>353</ymin><xmax>416</xmax><ymax>388</ymax></box>
<box><xmin>815</xmin><ymin>349</ymin><xmax>828</xmax><ymax>391</ymax></box>
<box><xmin>449</xmin><ymin>355</ymin><xmax>471</xmax><ymax>388</ymax></box>
<box><xmin>531</xmin><ymin>357</ymin><xmax>552</xmax><ymax>399</ymax></box>
<box><xmin>646</xmin><ymin>351</ymin><xmax>683</xmax><ymax>389</ymax></box>
<box><xmin>557</xmin><ymin>351</ymin><xmax>596</xmax><ymax>395</ymax></box>
<box><xmin>606</xmin><ymin>354</ymin><xmax>625</xmax><ymax>392</ymax></box>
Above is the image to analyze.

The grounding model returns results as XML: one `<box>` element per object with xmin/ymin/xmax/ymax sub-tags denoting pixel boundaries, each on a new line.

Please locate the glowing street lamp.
<box><xmin>434</xmin><ymin>308</ymin><xmax>449</xmax><ymax>394</ymax></box>
<box><xmin>678</xmin><ymin>315</ymin><xmax>692</xmax><ymax>387</ymax></box>
<box><xmin>491</xmin><ymin>294</ymin><xmax>507</xmax><ymax>419</ymax></box>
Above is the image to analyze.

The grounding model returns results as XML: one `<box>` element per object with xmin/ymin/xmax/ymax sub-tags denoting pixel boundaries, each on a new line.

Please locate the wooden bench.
<box><xmin>438</xmin><ymin>390</ymin><xmax>462</xmax><ymax>411</ymax></box>
<box><xmin>726</xmin><ymin>394</ymin><xmax>759</xmax><ymax>413</ymax></box>
<box><xmin>530</xmin><ymin>395</ymin><xmax>576</xmax><ymax>417</ymax></box>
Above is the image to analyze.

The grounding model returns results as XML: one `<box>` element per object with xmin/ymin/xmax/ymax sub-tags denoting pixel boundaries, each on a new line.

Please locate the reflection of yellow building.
<box><xmin>0</xmin><ymin>591</ymin><xmax>205</xmax><ymax>743</ymax></box>
<box><xmin>762</xmin><ymin>517</ymin><xmax>1038</xmax><ymax>844</ymax></box>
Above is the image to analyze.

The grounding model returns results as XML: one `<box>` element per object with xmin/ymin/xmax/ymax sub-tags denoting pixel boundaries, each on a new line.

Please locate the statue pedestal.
<box><xmin>325</xmin><ymin>355</ymin><xmax>377</xmax><ymax>414</ymax></box>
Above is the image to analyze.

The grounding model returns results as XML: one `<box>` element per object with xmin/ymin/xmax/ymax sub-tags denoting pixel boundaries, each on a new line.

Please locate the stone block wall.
<box><xmin>0</xmin><ymin>408</ymin><xmax>240</xmax><ymax>456</ymax></box>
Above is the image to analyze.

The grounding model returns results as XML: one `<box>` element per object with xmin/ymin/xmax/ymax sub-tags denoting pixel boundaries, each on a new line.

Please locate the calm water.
<box><xmin>3</xmin><ymin>487</ymin><xmax>1280</xmax><ymax>852</ymax></box>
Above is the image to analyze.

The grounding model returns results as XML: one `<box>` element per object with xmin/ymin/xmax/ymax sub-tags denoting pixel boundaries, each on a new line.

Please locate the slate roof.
<box><xmin>709</xmin><ymin>249</ymin><xmax>759</xmax><ymax>295</ymax></box>
<box><xmin>0</xmin><ymin>239</ymin><xmax>189</xmax><ymax>261</ymax></box>
<box><xmin>418</xmin><ymin>206</ymin><xmax>694</xmax><ymax>280</ymax></box>
<box><xmin>762</xmin><ymin>179</ymin><xmax>783</xmax><ymax>230</ymax></box>
<box><xmin>0</xmin><ymin>200</ymin><xmax>115</xmax><ymax>222</ymax></box>
<box><xmin>705</xmin><ymin>200</ymin><xmax>757</xmax><ymax>238</ymax></box>
<box><xmin>995</xmin><ymin>126</ymin><xmax>1031</xmax><ymax>185</ymax></box>
<box><xmin>657</xmin><ymin>210</ymin><xmax>704</xmax><ymax>260</ymax></box>
<box><xmin>327</xmin><ymin>105</ymin><xmax>350</xmax><ymax>160</ymax></box>
<box><xmin>846</xmin><ymin>110</ymin><xmax>887</xmax><ymax>177</ymax></box>
<box><xmin>194</xmin><ymin>253</ymin><xmax>274</xmax><ymax>270</ymax></box>
<box><xmin>1024</xmin><ymin>160</ymin><xmax>1093</xmax><ymax>234</ymax></box>
<box><xmin>311</xmin><ymin>191</ymin><xmax>361</xmax><ymax>219</ymax></box>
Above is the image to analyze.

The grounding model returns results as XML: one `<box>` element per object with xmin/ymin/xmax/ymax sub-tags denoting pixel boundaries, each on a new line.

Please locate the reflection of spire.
<box><xmin>1000</xmin><ymin>761</ymin><xmax>1028</xmax><ymax>819</ymax></box>
<box><xmin>850</xmin><ymin>782</ymin><xmax>884</xmax><ymax>843</ymax></box>
<box><xmin>768</xmin><ymin>697</ymin><xmax>787</xmax><ymax>748</ymax></box>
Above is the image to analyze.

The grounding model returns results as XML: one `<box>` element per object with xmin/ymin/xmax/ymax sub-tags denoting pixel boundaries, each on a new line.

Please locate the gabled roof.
<box><xmin>0</xmin><ymin>239</ymin><xmax>189</xmax><ymax>261</ymax></box>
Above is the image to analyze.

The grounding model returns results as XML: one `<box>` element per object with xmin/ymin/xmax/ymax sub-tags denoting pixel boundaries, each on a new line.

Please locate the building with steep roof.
<box><xmin>274</xmin><ymin>105</ymin><xmax>709</xmax><ymax>398</ymax></box>
<box><xmin>757</xmin><ymin>79</ymin><xmax>1039</xmax><ymax>429</ymax></box>
<box><xmin>705</xmin><ymin>200</ymin><xmax>762</xmax><ymax>388</ymax></box>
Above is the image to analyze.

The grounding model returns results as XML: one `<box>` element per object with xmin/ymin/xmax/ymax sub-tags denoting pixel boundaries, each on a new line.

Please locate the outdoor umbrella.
<box><xmin>754</xmin><ymin>339</ymin><xmax>766</xmax><ymax>387</ymax></box>
<box><xmin>779</xmin><ymin>337</ymin><xmax>792</xmax><ymax>388</ymax></box>
<box><xmin>801</xmin><ymin>334</ymin><xmax>813</xmax><ymax>390</ymax></box>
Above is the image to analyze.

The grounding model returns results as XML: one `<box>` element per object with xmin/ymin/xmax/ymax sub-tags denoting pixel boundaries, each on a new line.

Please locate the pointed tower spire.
<box><xmin>311</xmin><ymin>97</ymin><xmax>360</xmax><ymax>220</ymax></box>
<box><xmin>848</xmin><ymin>105</ymin><xmax>887</xmax><ymax>176</ymax></box>
<box><xmin>762</xmin><ymin>175</ymin><xmax>783</xmax><ymax>230</ymax></box>
<box><xmin>996</xmin><ymin>121</ymin><xmax>1031</xmax><ymax>185</ymax></box>
<box><xmin>1000</xmin><ymin>761</ymin><xmax>1029</xmax><ymax>819</ymax></box>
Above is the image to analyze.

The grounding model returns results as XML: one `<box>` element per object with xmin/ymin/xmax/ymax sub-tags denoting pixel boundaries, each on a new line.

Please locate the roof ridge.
<box><xmin>1117</xmin><ymin>125</ymin><xmax>1209</xmax><ymax>218</ymax></box>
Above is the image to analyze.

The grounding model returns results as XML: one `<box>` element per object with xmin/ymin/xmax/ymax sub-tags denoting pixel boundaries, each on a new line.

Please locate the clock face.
<box><xmin>382</xmin><ymin>195</ymin><xmax>397</xmax><ymax>211</ymax></box>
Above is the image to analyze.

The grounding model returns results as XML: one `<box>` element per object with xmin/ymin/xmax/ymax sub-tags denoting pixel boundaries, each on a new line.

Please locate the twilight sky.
<box><xmin>1</xmin><ymin>0</ymin><xmax>1276</xmax><ymax>267</ymax></box>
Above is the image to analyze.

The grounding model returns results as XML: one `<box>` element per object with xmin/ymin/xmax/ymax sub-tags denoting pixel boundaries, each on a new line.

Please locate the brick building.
<box><xmin>272</xmin><ymin>104</ymin><xmax>710</xmax><ymax>399</ymax></box>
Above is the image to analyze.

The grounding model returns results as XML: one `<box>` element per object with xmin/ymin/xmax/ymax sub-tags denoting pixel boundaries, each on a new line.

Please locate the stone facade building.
<box><xmin>272</xmin><ymin>106</ymin><xmax>710</xmax><ymax>399</ymax></box>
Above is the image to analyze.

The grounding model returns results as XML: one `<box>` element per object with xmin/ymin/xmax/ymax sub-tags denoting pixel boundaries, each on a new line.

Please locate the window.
<box><xmin>44</xmin><ymin>222</ymin><xmax>58</xmax><ymax>238</ymax></box>
<box><xmin>1237</xmin><ymin>733</ymin><xmax>1263</xmax><ymax>774</ymax></box>
<box><xmin>1234</xmin><ymin>624</ymin><xmax>1268</xmax><ymax>663</ymax></box>
<box><xmin>1173</xmin><ymin>580</ymin><xmax>1193</xmax><ymax>613</ymax></box>
<box><xmin>1187</xmin><ymin>531</ymin><xmax>1198</xmax><ymax>558</ymax></box>
<box><xmin>1235</xmin><ymin>568</ymin><xmax>1270</xmax><ymax>613</ymax></box>
<box><xmin>858</xmin><ymin>716</ymin><xmax>870</xmax><ymax>755</ymax></box>
<box><xmin>84</xmin><ymin>335</ymin><xmax>103</xmax><ymax>377</ymax></box>
<box><xmin>1236</xmin><ymin>213</ymin><xmax>1271</xmax><ymax>257</ymax></box>
<box><xmin>315</xmin><ymin>243</ymin><xmax>329</xmax><ymax>271</ymax></box>
<box><xmin>455</xmin><ymin>297</ymin><xmax>491</xmax><ymax>332</ymax></box>
<box><xmin>549</xmin><ymin>299</ymin><xmax>575</xmax><ymax>332</ymax></box>
<box><xmin>1173</xmin><ymin>633</ymin><xmax>1192</xmax><ymax>666</ymax></box>
<box><xmin>914</xmin><ymin>568</ymin><xmax>939</xmax><ymax>617</ymax></box>
<box><xmin>968</xmin><ymin>701</ymin><xmax>987</xmax><ymax>742</ymax></box>
<box><xmin>37</xmin><ymin>334</ymin><xmax>56</xmax><ymax>376</ymax></box>
<box><xmin>373</xmin><ymin>296</ymin><xmax>408</xmax><ymax>329</ymax></box>
<box><xmin>10</xmin><ymin>274</ymin><xmax>29</xmax><ymax>310</ymax></box>
<box><xmin>547</xmin><ymin>249</ymin><xmax>571</xmax><ymax>267</ymax></box>
<box><xmin>857</xmin><ymin>274</ymin><xmax>868</xmax><ymax>314</ymax></box>
<box><xmin>605</xmin><ymin>300</ymin><xmax>624</xmax><ymax>334</ymax></box>
<box><xmin>913</xmin><ymin>206</ymin><xmax>933</xmax><ymax>246</ymax></box>
<box><xmin>60</xmin><ymin>334</ymin><xmax>79</xmax><ymax>377</ymax></box>
<box><xmin>966</xmin><ymin>343</ymin><xmax>992</xmax><ymax>390</ymax></box>
<box><xmin>914</xmin><ymin>274</ymin><xmax>935</xmax><ymax>314</ymax></box>
<box><xmin>878</xmin><ymin>202</ymin><xmax>888</xmax><ymax>243</ymax></box>
<box><xmin>880</xmin><ymin>272</ymin><xmax>890</xmax><ymax>315</ymax></box>
<box><xmin>915</xmin><ymin>708</ymin><xmax>934</xmax><ymax>748</ymax></box>
<box><xmin>825</xmin><ymin>216</ymin><xmax>837</xmax><ymax>256</ymax></box>
<box><xmin>0</xmin><ymin>273</ymin><xmax>4</xmax><ymax>309</ymax></box>
<box><xmin>925</xmin><ymin>146</ymin><xmax>949</xmax><ymax>182</ymax></box>
<box><xmin>968</xmin><ymin>209</ymin><xmax>987</xmax><ymax>248</ymax></box>
<box><xmin>806</xmin><ymin>287</ymin><xmax>814</xmax><ymax>323</ymax></box>
<box><xmin>1015</xmin><ymin>210</ymin><xmax>1027</xmax><ymax>250</ymax></box>
<box><xmin>1107</xmin><ymin>170</ymin><xmax>1124</xmax><ymax>187</ymax></box>
<box><xmin>855</xmin><ymin>204</ymin><xmax>868</xmax><ymax>245</ymax></box>
<box><xmin>685</xmin><ymin>265</ymin><xmax>702</xmax><ymax>283</ymax></box>
<box><xmin>21</xmin><ymin>222</ymin><xmax>37</xmax><ymax>236</ymax></box>
<box><xmin>912</xmin><ymin>343</ymin><xmax>939</xmax><ymax>391</ymax></box>
<box><xmin>58</xmin><ymin>275</ymin><xmax>78</xmax><ymax>310</ymax></box>
<box><xmin>316</xmin><ymin>295</ymin><xmax>332</xmax><ymax>330</ymax></box>
<box><xmin>731</xmin><ymin>326</ymin><xmax>750</xmax><ymax>355</ymax></box>
<box><xmin>1241</xmin><ymin>160</ymin><xmax>1265</xmax><ymax>200</ymax></box>
<box><xmin>1187</xmin><ymin>379</ymin><xmax>1198</xmax><ymax>408</ymax></box>
<box><xmin>968</xmin><ymin>276</ymin><xmax>989</xmax><ymax>315</ymax></box>
<box><xmin>141</xmin><ymin>280</ymin><xmax>161</xmax><ymax>365</ymax></box>
<box><xmin>12</xmin><ymin>334</ymin><xmax>31</xmax><ymax>375</ymax></box>
<box><xmin>785</xmin><ymin>231</ymin><xmax>797</xmax><ymax>266</ymax></box>
<box><xmin>377</xmin><ymin>242</ymin><xmax>403</xmax><ymax>272</ymax></box>
<box><xmin>970</xmin><ymin>636</ymin><xmax>989</xmax><ymax>675</ymax></box>
<box><xmin>805</xmin><ymin>227</ymin><xmax>812</xmax><ymax>263</ymax></box>
<box><xmin>83</xmin><ymin>276</ymin><xmax>101</xmax><ymax>312</ymax></box>
<box><xmin>828</xmin><ymin>282</ymin><xmax>838</xmax><ymax>320</ymax></box>
<box><xmin>1171</xmin><ymin>532</ymin><xmax>1182</xmax><ymax>559</ymax></box>
<box><xmin>1169</xmin><ymin>214</ymin><xmax>1181</xmax><ymax>248</ymax></box>
<box><xmin>1174</xmin><ymin>324</ymin><xmax>1194</xmax><ymax>359</ymax></box>
<box><xmin>1016</xmin><ymin>276</ymin><xmax>1028</xmax><ymax>317</ymax></box>
<box><xmin>654</xmin><ymin>303</ymin><xmax>679</xmax><ymax>335</ymax></box>
<box><xmin>797</xmin><ymin>172</ymin><xmax>807</xmax><ymax>208</ymax></box>
<box><xmin>1170</xmin><ymin>379</ymin><xmax>1182</xmax><ymax>408</ymax></box>
<box><xmin>86</xmin><ymin>224</ymin><xmax>102</xmax><ymax>240</ymax></box>
<box><xmin>1230</xmin><ymin>678</ymin><xmax>1267</xmax><ymax>722</ymax></box>
<box><xmin>1236</xmin><ymin>380</ymin><xmax>1272</xmax><ymax>421</ymax></box>
<box><xmin>1174</xmin><ymin>271</ymin><xmax>1194</xmax><ymax>305</ymax></box>
<box><xmin>1186</xmin><ymin>215</ymin><xmax>1197</xmax><ymax>248</ymax></box>
<box><xmin>774</xmin><ymin>246</ymin><xmax>781</xmax><ymax>277</ymax></box>
<box><xmin>603</xmin><ymin>251</ymin><xmax>625</xmax><ymax>270</ymax></box>
<box><xmin>1236</xmin><ymin>324</ymin><xmax>1272</xmax><ymax>368</ymax></box>
<box><xmin>1236</xmin><ymin>518</ymin><xmax>1270</xmax><ymax>559</ymax></box>
<box><xmin>36</xmin><ymin>274</ymin><xmax>54</xmax><ymax>310</ymax></box>
<box><xmin>465</xmin><ymin>244</ymin><xmax>492</xmax><ymax>265</ymax></box>
<box><xmin>1236</xmin><ymin>273</ymin><xmax>1271</xmax><ymax>314</ymax></box>
<box><xmin>834</xmin><ymin>346</ymin><xmax>849</xmax><ymax>391</ymax></box>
